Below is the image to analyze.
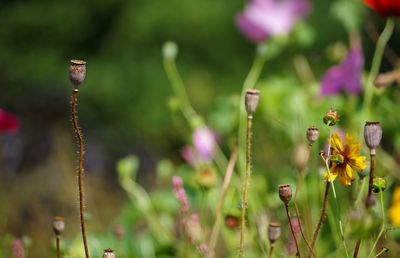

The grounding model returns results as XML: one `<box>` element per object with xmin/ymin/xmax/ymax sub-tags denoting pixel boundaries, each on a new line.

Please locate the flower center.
<box><xmin>330</xmin><ymin>153</ymin><xmax>345</xmax><ymax>164</ymax></box>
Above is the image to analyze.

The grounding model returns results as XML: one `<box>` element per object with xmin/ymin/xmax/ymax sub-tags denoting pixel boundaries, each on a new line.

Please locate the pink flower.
<box><xmin>193</xmin><ymin>127</ymin><xmax>217</xmax><ymax>162</ymax></box>
<box><xmin>172</xmin><ymin>176</ymin><xmax>190</xmax><ymax>213</ymax></box>
<box><xmin>0</xmin><ymin>109</ymin><xmax>19</xmax><ymax>134</ymax></box>
<box><xmin>236</xmin><ymin>0</ymin><xmax>311</xmax><ymax>42</ymax></box>
<box><xmin>320</xmin><ymin>48</ymin><xmax>364</xmax><ymax>96</ymax></box>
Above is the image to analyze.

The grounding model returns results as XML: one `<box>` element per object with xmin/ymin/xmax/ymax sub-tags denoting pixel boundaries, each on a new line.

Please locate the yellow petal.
<box><xmin>337</xmin><ymin>165</ymin><xmax>353</xmax><ymax>186</ymax></box>
<box><xmin>330</xmin><ymin>133</ymin><xmax>343</xmax><ymax>153</ymax></box>
<box><xmin>324</xmin><ymin>165</ymin><xmax>338</xmax><ymax>182</ymax></box>
<box><xmin>348</xmin><ymin>155</ymin><xmax>367</xmax><ymax>172</ymax></box>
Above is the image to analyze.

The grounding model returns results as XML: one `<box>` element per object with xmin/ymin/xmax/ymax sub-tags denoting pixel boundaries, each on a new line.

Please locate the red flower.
<box><xmin>364</xmin><ymin>0</ymin><xmax>400</xmax><ymax>17</ymax></box>
<box><xmin>0</xmin><ymin>109</ymin><xmax>19</xmax><ymax>133</ymax></box>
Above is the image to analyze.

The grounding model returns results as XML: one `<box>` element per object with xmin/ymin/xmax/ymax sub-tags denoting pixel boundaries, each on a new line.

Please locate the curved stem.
<box><xmin>71</xmin><ymin>89</ymin><xmax>90</xmax><ymax>258</ymax></box>
<box><xmin>362</xmin><ymin>18</ymin><xmax>395</xmax><ymax>120</ymax></box>
<box><xmin>208</xmin><ymin>146</ymin><xmax>238</xmax><ymax>258</ymax></box>
<box><xmin>308</xmin><ymin>182</ymin><xmax>330</xmax><ymax>258</ymax></box>
<box><xmin>285</xmin><ymin>203</ymin><xmax>301</xmax><ymax>258</ymax></box>
<box><xmin>239</xmin><ymin>115</ymin><xmax>253</xmax><ymax>258</ymax></box>
<box><xmin>368</xmin><ymin>191</ymin><xmax>386</xmax><ymax>258</ymax></box>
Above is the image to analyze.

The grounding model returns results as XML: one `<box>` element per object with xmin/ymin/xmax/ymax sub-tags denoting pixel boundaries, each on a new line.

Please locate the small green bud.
<box><xmin>323</xmin><ymin>109</ymin><xmax>340</xmax><ymax>126</ymax></box>
<box><xmin>372</xmin><ymin>176</ymin><xmax>387</xmax><ymax>193</ymax></box>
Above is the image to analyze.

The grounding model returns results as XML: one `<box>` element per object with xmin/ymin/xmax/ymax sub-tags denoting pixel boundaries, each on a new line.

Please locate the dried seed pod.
<box><xmin>245</xmin><ymin>89</ymin><xmax>260</xmax><ymax>115</ymax></box>
<box><xmin>52</xmin><ymin>216</ymin><xmax>65</xmax><ymax>236</ymax></box>
<box><xmin>306</xmin><ymin>126</ymin><xmax>319</xmax><ymax>145</ymax></box>
<box><xmin>69</xmin><ymin>60</ymin><xmax>86</xmax><ymax>88</ymax></box>
<box><xmin>323</xmin><ymin>109</ymin><xmax>340</xmax><ymax>126</ymax></box>
<box><xmin>103</xmin><ymin>248</ymin><xmax>115</xmax><ymax>258</ymax></box>
<box><xmin>364</xmin><ymin>122</ymin><xmax>382</xmax><ymax>151</ymax></box>
<box><xmin>278</xmin><ymin>184</ymin><xmax>292</xmax><ymax>204</ymax></box>
<box><xmin>268</xmin><ymin>222</ymin><xmax>281</xmax><ymax>244</ymax></box>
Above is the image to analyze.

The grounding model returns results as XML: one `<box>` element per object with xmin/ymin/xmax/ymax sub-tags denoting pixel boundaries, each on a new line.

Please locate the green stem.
<box><xmin>239</xmin><ymin>115</ymin><xmax>253</xmax><ymax>258</ymax></box>
<box><xmin>362</xmin><ymin>18</ymin><xmax>395</xmax><ymax>120</ymax></box>
<box><xmin>238</xmin><ymin>50</ymin><xmax>267</xmax><ymax>175</ymax></box>
<box><xmin>56</xmin><ymin>236</ymin><xmax>61</xmax><ymax>258</ymax></box>
<box><xmin>368</xmin><ymin>191</ymin><xmax>386</xmax><ymax>258</ymax></box>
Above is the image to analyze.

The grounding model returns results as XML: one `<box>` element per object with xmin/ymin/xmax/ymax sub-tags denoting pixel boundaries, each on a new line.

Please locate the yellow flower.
<box><xmin>324</xmin><ymin>133</ymin><xmax>367</xmax><ymax>186</ymax></box>
<box><xmin>388</xmin><ymin>187</ymin><xmax>400</xmax><ymax>226</ymax></box>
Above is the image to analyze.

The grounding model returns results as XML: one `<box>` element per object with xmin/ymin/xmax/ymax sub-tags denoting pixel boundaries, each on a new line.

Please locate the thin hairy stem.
<box><xmin>353</xmin><ymin>240</ymin><xmax>361</xmax><ymax>258</ymax></box>
<box><xmin>367</xmin><ymin>153</ymin><xmax>376</xmax><ymax>206</ymax></box>
<box><xmin>239</xmin><ymin>115</ymin><xmax>253</xmax><ymax>258</ymax></box>
<box><xmin>208</xmin><ymin>146</ymin><xmax>238</xmax><ymax>258</ymax></box>
<box><xmin>308</xmin><ymin>182</ymin><xmax>330</xmax><ymax>258</ymax></box>
<box><xmin>71</xmin><ymin>89</ymin><xmax>90</xmax><ymax>258</ymax></box>
<box><xmin>368</xmin><ymin>191</ymin><xmax>386</xmax><ymax>258</ymax></box>
<box><xmin>268</xmin><ymin>245</ymin><xmax>275</xmax><ymax>258</ymax></box>
<box><xmin>362</xmin><ymin>18</ymin><xmax>395</xmax><ymax>120</ymax></box>
<box><xmin>56</xmin><ymin>236</ymin><xmax>61</xmax><ymax>258</ymax></box>
<box><xmin>285</xmin><ymin>203</ymin><xmax>301</xmax><ymax>258</ymax></box>
<box><xmin>294</xmin><ymin>145</ymin><xmax>315</xmax><ymax>257</ymax></box>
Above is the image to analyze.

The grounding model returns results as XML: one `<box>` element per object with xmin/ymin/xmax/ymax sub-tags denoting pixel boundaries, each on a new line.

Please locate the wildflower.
<box><xmin>286</xmin><ymin>217</ymin><xmax>301</xmax><ymax>256</ymax></box>
<box><xmin>320</xmin><ymin>47</ymin><xmax>364</xmax><ymax>96</ymax></box>
<box><xmin>388</xmin><ymin>187</ymin><xmax>400</xmax><ymax>226</ymax></box>
<box><xmin>193</xmin><ymin>127</ymin><xmax>217</xmax><ymax>163</ymax></box>
<box><xmin>172</xmin><ymin>176</ymin><xmax>190</xmax><ymax>213</ymax></box>
<box><xmin>0</xmin><ymin>109</ymin><xmax>19</xmax><ymax>134</ymax></box>
<box><xmin>364</xmin><ymin>0</ymin><xmax>400</xmax><ymax>17</ymax></box>
<box><xmin>12</xmin><ymin>238</ymin><xmax>25</xmax><ymax>258</ymax></box>
<box><xmin>323</xmin><ymin>109</ymin><xmax>340</xmax><ymax>126</ymax></box>
<box><xmin>324</xmin><ymin>133</ymin><xmax>367</xmax><ymax>186</ymax></box>
<box><xmin>236</xmin><ymin>0</ymin><xmax>311</xmax><ymax>42</ymax></box>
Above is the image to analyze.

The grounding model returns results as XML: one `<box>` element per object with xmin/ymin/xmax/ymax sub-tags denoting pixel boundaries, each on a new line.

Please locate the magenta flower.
<box><xmin>320</xmin><ymin>48</ymin><xmax>364</xmax><ymax>96</ymax></box>
<box><xmin>0</xmin><ymin>109</ymin><xmax>19</xmax><ymax>134</ymax></box>
<box><xmin>236</xmin><ymin>0</ymin><xmax>311</xmax><ymax>42</ymax></box>
<box><xmin>193</xmin><ymin>127</ymin><xmax>217</xmax><ymax>162</ymax></box>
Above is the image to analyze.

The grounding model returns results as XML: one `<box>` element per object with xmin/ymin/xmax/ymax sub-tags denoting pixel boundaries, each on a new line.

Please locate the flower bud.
<box><xmin>323</xmin><ymin>109</ymin><xmax>339</xmax><ymax>126</ymax></box>
<box><xmin>268</xmin><ymin>222</ymin><xmax>281</xmax><ymax>244</ymax></box>
<box><xmin>52</xmin><ymin>216</ymin><xmax>65</xmax><ymax>236</ymax></box>
<box><xmin>306</xmin><ymin>126</ymin><xmax>319</xmax><ymax>145</ymax></box>
<box><xmin>103</xmin><ymin>248</ymin><xmax>115</xmax><ymax>258</ymax></box>
<box><xmin>372</xmin><ymin>177</ymin><xmax>387</xmax><ymax>193</ymax></box>
<box><xmin>278</xmin><ymin>184</ymin><xmax>292</xmax><ymax>204</ymax></box>
<box><xmin>162</xmin><ymin>41</ymin><xmax>178</xmax><ymax>60</ymax></box>
<box><xmin>224</xmin><ymin>214</ymin><xmax>240</xmax><ymax>229</ymax></box>
<box><xmin>195</xmin><ymin>167</ymin><xmax>217</xmax><ymax>189</ymax></box>
<box><xmin>69</xmin><ymin>60</ymin><xmax>86</xmax><ymax>88</ymax></box>
<box><xmin>245</xmin><ymin>89</ymin><xmax>260</xmax><ymax>115</ymax></box>
<box><xmin>364</xmin><ymin>122</ymin><xmax>382</xmax><ymax>151</ymax></box>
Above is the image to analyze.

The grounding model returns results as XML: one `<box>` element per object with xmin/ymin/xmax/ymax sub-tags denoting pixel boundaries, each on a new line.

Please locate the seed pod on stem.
<box><xmin>244</xmin><ymin>89</ymin><xmax>260</xmax><ymax>115</ymax></box>
<box><xmin>69</xmin><ymin>60</ymin><xmax>86</xmax><ymax>89</ymax></box>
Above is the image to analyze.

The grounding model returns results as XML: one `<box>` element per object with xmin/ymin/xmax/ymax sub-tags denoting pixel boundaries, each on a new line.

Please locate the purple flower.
<box><xmin>0</xmin><ymin>109</ymin><xmax>19</xmax><ymax>134</ymax></box>
<box><xmin>236</xmin><ymin>0</ymin><xmax>311</xmax><ymax>42</ymax></box>
<box><xmin>193</xmin><ymin>127</ymin><xmax>217</xmax><ymax>163</ymax></box>
<box><xmin>320</xmin><ymin>48</ymin><xmax>364</xmax><ymax>96</ymax></box>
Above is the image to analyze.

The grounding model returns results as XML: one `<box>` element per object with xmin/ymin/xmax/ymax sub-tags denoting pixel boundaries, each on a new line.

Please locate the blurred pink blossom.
<box><xmin>236</xmin><ymin>0</ymin><xmax>311</xmax><ymax>42</ymax></box>
<box><xmin>320</xmin><ymin>47</ymin><xmax>364</xmax><ymax>96</ymax></box>
<box><xmin>0</xmin><ymin>109</ymin><xmax>19</xmax><ymax>134</ymax></box>
<box><xmin>193</xmin><ymin>127</ymin><xmax>217</xmax><ymax>162</ymax></box>
<box><xmin>12</xmin><ymin>238</ymin><xmax>25</xmax><ymax>258</ymax></box>
<box><xmin>172</xmin><ymin>176</ymin><xmax>190</xmax><ymax>213</ymax></box>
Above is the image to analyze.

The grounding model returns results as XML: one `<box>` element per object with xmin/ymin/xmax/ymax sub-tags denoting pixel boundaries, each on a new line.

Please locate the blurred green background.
<box><xmin>1</xmin><ymin>0</ymin><xmax>400</xmax><ymax>257</ymax></box>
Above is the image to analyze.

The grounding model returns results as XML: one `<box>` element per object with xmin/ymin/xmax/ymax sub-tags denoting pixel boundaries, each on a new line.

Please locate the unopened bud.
<box><xmin>323</xmin><ymin>109</ymin><xmax>339</xmax><ymax>126</ymax></box>
<box><xmin>278</xmin><ymin>184</ymin><xmax>292</xmax><ymax>204</ymax></box>
<box><xmin>69</xmin><ymin>60</ymin><xmax>86</xmax><ymax>88</ymax></box>
<box><xmin>103</xmin><ymin>248</ymin><xmax>115</xmax><ymax>258</ymax></box>
<box><xmin>306</xmin><ymin>126</ymin><xmax>319</xmax><ymax>145</ymax></box>
<box><xmin>268</xmin><ymin>222</ymin><xmax>281</xmax><ymax>244</ymax></box>
<box><xmin>364</xmin><ymin>122</ymin><xmax>382</xmax><ymax>151</ymax></box>
<box><xmin>245</xmin><ymin>89</ymin><xmax>260</xmax><ymax>115</ymax></box>
<box><xmin>52</xmin><ymin>216</ymin><xmax>65</xmax><ymax>236</ymax></box>
<box><xmin>372</xmin><ymin>177</ymin><xmax>387</xmax><ymax>193</ymax></box>
<box><xmin>163</xmin><ymin>41</ymin><xmax>178</xmax><ymax>60</ymax></box>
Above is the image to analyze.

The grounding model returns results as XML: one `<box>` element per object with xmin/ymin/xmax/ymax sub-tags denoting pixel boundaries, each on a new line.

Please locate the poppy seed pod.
<box><xmin>306</xmin><ymin>126</ymin><xmax>319</xmax><ymax>145</ymax></box>
<box><xmin>278</xmin><ymin>184</ymin><xmax>292</xmax><ymax>204</ymax></box>
<box><xmin>69</xmin><ymin>60</ymin><xmax>86</xmax><ymax>88</ymax></box>
<box><xmin>245</xmin><ymin>89</ymin><xmax>260</xmax><ymax>115</ymax></box>
<box><xmin>364</xmin><ymin>122</ymin><xmax>382</xmax><ymax>151</ymax></box>
<box><xmin>103</xmin><ymin>248</ymin><xmax>115</xmax><ymax>258</ymax></box>
<box><xmin>323</xmin><ymin>109</ymin><xmax>340</xmax><ymax>126</ymax></box>
<box><xmin>268</xmin><ymin>222</ymin><xmax>281</xmax><ymax>244</ymax></box>
<box><xmin>52</xmin><ymin>216</ymin><xmax>65</xmax><ymax>236</ymax></box>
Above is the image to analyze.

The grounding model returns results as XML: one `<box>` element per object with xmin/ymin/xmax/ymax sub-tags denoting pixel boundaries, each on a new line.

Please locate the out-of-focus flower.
<box><xmin>236</xmin><ymin>0</ymin><xmax>311</xmax><ymax>42</ymax></box>
<box><xmin>12</xmin><ymin>238</ymin><xmax>25</xmax><ymax>258</ymax></box>
<box><xmin>172</xmin><ymin>176</ymin><xmax>190</xmax><ymax>213</ymax></box>
<box><xmin>388</xmin><ymin>186</ymin><xmax>400</xmax><ymax>226</ymax></box>
<box><xmin>320</xmin><ymin>47</ymin><xmax>364</xmax><ymax>96</ymax></box>
<box><xmin>286</xmin><ymin>217</ymin><xmax>301</xmax><ymax>255</ymax></box>
<box><xmin>0</xmin><ymin>109</ymin><xmax>19</xmax><ymax>134</ymax></box>
<box><xmin>364</xmin><ymin>0</ymin><xmax>400</xmax><ymax>17</ymax></box>
<box><xmin>193</xmin><ymin>127</ymin><xmax>217</xmax><ymax>162</ymax></box>
<box><xmin>324</xmin><ymin>133</ymin><xmax>367</xmax><ymax>186</ymax></box>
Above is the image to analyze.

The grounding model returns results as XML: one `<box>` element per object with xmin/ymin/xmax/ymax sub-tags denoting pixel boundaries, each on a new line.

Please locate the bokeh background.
<box><xmin>1</xmin><ymin>0</ymin><xmax>400</xmax><ymax>257</ymax></box>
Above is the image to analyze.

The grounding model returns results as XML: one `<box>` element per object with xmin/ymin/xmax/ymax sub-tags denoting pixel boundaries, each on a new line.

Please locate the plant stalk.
<box><xmin>285</xmin><ymin>202</ymin><xmax>301</xmax><ymax>258</ymax></box>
